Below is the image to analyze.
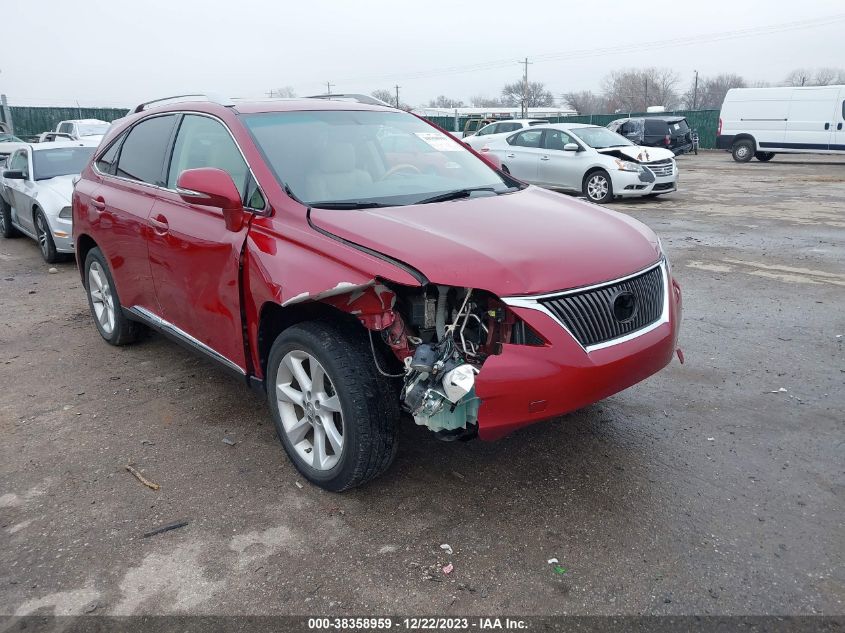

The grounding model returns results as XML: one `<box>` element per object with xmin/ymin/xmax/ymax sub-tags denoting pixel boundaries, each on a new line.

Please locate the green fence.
<box><xmin>425</xmin><ymin>109</ymin><xmax>721</xmax><ymax>149</ymax></box>
<box><xmin>1</xmin><ymin>106</ymin><xmax>130</xmax><ymax>139</ymax></box>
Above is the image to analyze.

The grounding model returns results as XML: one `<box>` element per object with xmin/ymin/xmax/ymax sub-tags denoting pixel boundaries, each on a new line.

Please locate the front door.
<box><xmin>537</xmin><ymin>129</ymin><xmax>585</xmax><ymax>191</ymax></box>
<box><xmin>6</xmin><ymin>150</ymin><xmax>35</xmax><ymax>232</ymax></box>
<box><xmin>147</xmin><ymin>113</ymin><xmax>263</xmax><ymax>373</ymax></box>
<box><xmin>502</xmin><ymin>129</ymin><xmax>543</xmax><ymax>182</ymax></box>
<box><xmin>832</xmin><ymin>88</ymin><xmax>845</xmax><ymax>152</ymax></box>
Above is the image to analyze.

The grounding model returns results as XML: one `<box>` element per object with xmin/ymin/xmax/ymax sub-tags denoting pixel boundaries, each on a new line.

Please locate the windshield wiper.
<box><xmin>414</xmin><ymin>186</ymin><xmax>511</xmax><ymax>205</ymax></box>
<box><xmin>309</xmin><ymin>201</ymin><xmax>391</xmax><ymax>209</ymax></box>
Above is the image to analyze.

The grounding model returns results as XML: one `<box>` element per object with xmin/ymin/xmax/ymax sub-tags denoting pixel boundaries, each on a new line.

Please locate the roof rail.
<box><xmin>305</xmin><ymin>93</ymin><xmax>395</xmax><ymax>108</ymax></box>
<box><xmin>133</xmin><ymin>93</ymin><xmax>235</xmax><ymax>113</ymax></box>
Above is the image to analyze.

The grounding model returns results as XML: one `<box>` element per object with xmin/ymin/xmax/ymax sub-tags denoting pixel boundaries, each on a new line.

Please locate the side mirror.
<box><xmin>3</xmin><ymin>169</ymin><xmax>26</xmax><ymax>180</ymax></box>
<box><xmin>176</xmin><ymin>167</ymin><xmax>245</xmax><ymax>232</ymax></box>
<box><xmin>563</xmin><ymin>143</ymin><xmax>580</xmax><ymax>152</ymax></box>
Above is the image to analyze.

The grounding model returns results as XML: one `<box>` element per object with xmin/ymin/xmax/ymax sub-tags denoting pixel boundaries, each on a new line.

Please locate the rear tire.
<box><xmin>84</xmin><ymin>247</ymin><xmax>141</xmax><ymax>346</ymax></box>
<box><xmin>267</xmin><ymin>321</ymin><xmax>399</xmax><ymax>492</ymax></box>
<box><xmin>755</xmin><ymin>152</ymin><xmax>775</xmax><ymax>162</ymax></box>
<box><xmin>731</xmin><ymin>139</ymin><xmax>754</xmax><ymax>163</ymax></box>
<box><xmin>0</xmin><ymin>198</ymin><xmax>19</xmax><ymax>238</ymax></box>
<box><xmin>583</xmin><ymin>169</ymin><xmax>613</xmax><ymax>204</ymax></box>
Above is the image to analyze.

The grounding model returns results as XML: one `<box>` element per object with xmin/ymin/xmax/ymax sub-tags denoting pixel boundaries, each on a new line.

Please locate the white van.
<box><xmin>717</xmin><ymin>86</ymin><xmax>845</xmax><ymax>162</ymax></box>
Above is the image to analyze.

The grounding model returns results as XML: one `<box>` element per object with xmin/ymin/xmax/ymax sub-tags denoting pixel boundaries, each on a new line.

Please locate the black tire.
<box><xmin>0</xmin><ymin>198</ymin><xmax>19</xmax><ymax>238</ymax></box>
<box><xmin>755</xmin><ymin>152</ymin><xmax>775</xmax><ymax>162</ymax></box>
<box><xmin>731</xmin><ymin>139</ymin><xmax>754</xmax><ymax>163</ymax></box>
<box><xmin>583</xmin><ymin>169</ymin><xmax>614</xmax><ymax>204</ymax></box>
<box><xmin>83</xmin><ymin>247</ymin><xmax>141</xmax><ymax>346</ymax></box>
<box><xmin>267</xmin><ymin>321</ymin><xmax>399</xmax><ymax>492</ymax></box>
<box><xmin>33</xmin><ymin>209</ymin><xmax>60</xmax><ymax>264</ymax></box>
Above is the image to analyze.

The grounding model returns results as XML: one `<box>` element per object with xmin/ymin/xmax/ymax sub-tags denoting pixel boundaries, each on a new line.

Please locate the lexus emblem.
<box><xmin>611</xmin><ymin>290</ymin><xmax>638</xmax><ymax>323</ymax></box>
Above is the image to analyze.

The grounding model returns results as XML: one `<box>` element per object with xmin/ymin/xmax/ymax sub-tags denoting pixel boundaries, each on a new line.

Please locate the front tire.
<box><xmin>0</xmin><ymin>198</ymin><xmax>19</xmax><ymax>238</ymax></box>
<box><xmin>34</xmin><ymin>210</ymin><xmax>60</xmax><ymax>263</ymax></box>
<box><xmin>583</xmin><ymin>169</ymin><xmax>613</xmax><ymax>204</ymax></box>
<box><xmin>84</xmin><ymin>247</ymin><xmax>141</xmax><ymax>346</ymax></box>
<box><xmin>731</xmin><ymin>139</ymin><xmax>754</xmax><ymax>163</ymax></box>
<box><xmin>755</xmin><ymin>152</ymin><xmax>775</xmax><ymax>162</ymax></box>
<box><xmin>267</xmin><ymin>321</ymin><xmax>399</xmax><ymax>492</ymax></box>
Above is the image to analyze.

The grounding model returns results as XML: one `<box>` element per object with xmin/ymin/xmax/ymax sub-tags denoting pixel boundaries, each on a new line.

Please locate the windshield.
<box><xmin>569</xmin><ymin>127</ymin><xmax>634</xmax><ymax>149</ymax></box>
<box><xmin>0</xmin><ymin>134</ymin><xmax>23</xmax><ymax>143</ymax></box>
<box><xmin>77</xmin><ymin>123</ymin><xmax>109</xmax><ymax>136</ymax></box>
<box><xmin>32</xmin><ymin>146</ymin><xmax>96</xmax><ymax>180</ymax></box>
<box><xmin>241</xmin><ymin>110</ymin><xmax>511</xmax><ymax>208</ymax></box>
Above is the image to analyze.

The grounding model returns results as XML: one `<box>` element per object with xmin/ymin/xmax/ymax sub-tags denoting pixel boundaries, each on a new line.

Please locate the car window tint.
<box><xmin>245</xmin><ymin>175</ymin><xmax>266</xmax><ymax>210</ymax></box>
<box><xmin>58</xmin><ymin>123</ymin><xmax>72</xmax><ymax>134</ymax></box>
<box><xmin>96</xmin><ymin>136</ymin><xmax>123</xmax><ymax>175</ymax></box>
<box><xmin>644</xmin><ymin>119</ymin><xmax>668</xmax><ymax>134</ymax></box>
<box><xmin>498</xmin><ymin>122</ymin><xmax>521</xmax><ymax>133</ymax></box>
<box><xmin>543</xmin><ymin>129</ymin><xmax>575</xmax><ymax>150</ymax></box>
<box><xmin>511</xmin><ymin>130</ymin><xmax>543</xmax><ymax>148</ymax></box>
<box><xmin>167</xmin><ymin>114</ymin><xmax>248</xmax><ymax>196</ymax></box>
<box><xmin>10</xmin><ymin>151</ymin><xmax>28</xmax><ymax>173</ymax></box>
<box><xmin>116</xmin><ymin>115</ymin><xmax>178</xmax><ymax>185</ymax></box>
<box><xmin>476</xmin><ymin>124</ymin><xmax>496</xmax><ymax>137</ymax></box>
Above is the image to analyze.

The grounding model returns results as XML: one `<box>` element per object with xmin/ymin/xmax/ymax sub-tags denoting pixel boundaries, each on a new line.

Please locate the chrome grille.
<box><xmin>646</xmin><ymin>160</ymin><xmax>674</xmax><ymax>177</ymax></box>
<box><xmin>537</xmin><ymin>265</ymin><xmax>664</xmax><ymax>347</ymax></box>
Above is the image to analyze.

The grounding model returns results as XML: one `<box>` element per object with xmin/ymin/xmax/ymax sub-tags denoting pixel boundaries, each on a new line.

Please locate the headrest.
<box><xmin>319</xmin><ymin>143</ymin><xmax>356</xmax><ymax>174</ymax></box>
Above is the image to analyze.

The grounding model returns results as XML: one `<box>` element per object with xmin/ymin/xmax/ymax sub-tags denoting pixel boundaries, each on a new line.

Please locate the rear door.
<box><xmin>537</xmin><ymin>129</ymin><xmax>585</xmax><ymax>190</ymax></box>
<box><xmin>147</xmin><ymin>113</ymin><xmax>263</xmax><ymax>373</ymax></box>
<box><xmin>100</xmin><ymin>113</ymin><xmax>179</xmax><ymax>311</ymax></box>
<box><xmin>784</xmin><ymin>87</ymin><xmax>839</xmax><ymax>151</ymax></box>
<box><xmin>502</xmin><ymin>129</ymin><xmax>543</xmax><ymax>182</ymax></box>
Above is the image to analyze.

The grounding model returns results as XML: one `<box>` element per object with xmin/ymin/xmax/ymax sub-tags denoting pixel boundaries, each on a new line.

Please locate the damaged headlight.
<box><xmin>614</xmin><ymin>159</ymin><xmax>643</xmax><ymax>173</ymax></box>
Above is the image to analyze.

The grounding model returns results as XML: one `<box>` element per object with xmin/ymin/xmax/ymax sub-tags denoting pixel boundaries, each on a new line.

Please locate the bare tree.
<box><xmin>602</xmin><ymin>68</ymin><xmax>681</xmax><ymax>112</ymax></box>
<box><xmin>371</xmin><ymin>89</ymin><xmax>395</xmax><ymax>105</ymax></box>
<box><xmin>500</xmin><ymin>80</ymin><xmax>555</xmax><ymax>108</ymax></box>
<box><xmin>682</xmin><ymin>73</ymin><xmax>746</xmax><ymax>109</ymax></box>
<box><xmin>470</xmin><ymin>94</ymin><xmax>506</xmax><ymax>108</ymax></box>
<box><xmin>428</xmin><ymin>95</ymin><xmax>465</xmax><ymax>108</ymax></box>
<box><xmin>812</xmin><ymin>67</ymin><xmax>845</xmax><ymax>85</ymax></box>
<box><xmin>269</xmin><ymin>86</ymin><xmax>296</xmax><ymax>98</ymax></box>
<box><xmin>561</xmin><ymin>90</ymin><xmax>605</xmax><ymax>115</ymax></box>
<box><xmin>783</xmin><ymin>68</ymin><xmax>813</xmax><ymax>86</ymax></box>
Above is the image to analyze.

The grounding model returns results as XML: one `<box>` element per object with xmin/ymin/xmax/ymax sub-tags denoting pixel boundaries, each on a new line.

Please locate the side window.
<box><xmin>58</xmin><ymin>122</ymin><xmax>72</xmax><ymax>134</ymax></box>
<box><xmin>244</xmin><ymin>175</ymin><xmax>266</xmax><ymax>211</ymax></box>
<box><xmin>10</xmin><ymin>150</ymin><xmax>29</xmax><ymax>175</ymax></box>
<box><xmin>476</xmin><ymin>123</ymin><xmax>496</xmax><ymax>137</ymax></box>
<box><xmin>511</xmin><ymin>130</ymin><xmax>543</xmax><ymax>148</ymax></box>
<box><xmin>543</xmin><ymin>130</ymin><xmax>576</xmax><ymax>150</ymax></box>
<box><xmin>116</xmin><ymin>115</ymin><xmax>178</xmax><ymax>185</ymax></box>
<box><xmin>498</xmin><ymin>122</ymin><xmax>520</xmax><ymax>133</ymax></box>
<box><xmin>167</xmin><ymin>114</ymin><xmax>249</xmax><ymax>197</ymax></box>
<box><xmin>96</xmin><ymin>135</ymin><xmax>124</xmax><ymax>175</ymax></box>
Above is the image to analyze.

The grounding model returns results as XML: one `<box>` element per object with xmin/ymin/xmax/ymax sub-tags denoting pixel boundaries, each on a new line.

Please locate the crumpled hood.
<box><xmin>37</xmin><ymin>175</ymin><xmax>75</xmax><ymax>202</ymax></box>
<box><xmin>309</xmin><ymin>186</ymin><xmax>661</xmax><ymax>297</ymax></box>
<box><xmin>597</xmin><ymin>145</ymin><xmax>675</xmax><ymax>162</ymax></box>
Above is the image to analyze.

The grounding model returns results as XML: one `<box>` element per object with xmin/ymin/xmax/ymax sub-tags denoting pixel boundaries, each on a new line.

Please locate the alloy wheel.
<box><xmin>88</xmin><ymin>261</ymin><xmax>116</xmax><ymax>335</ymax></box>
<box><xmin>276</xmin><ymin>350</ymin><xmax>344</xmax><ymax>471</ymax></box>
<box><xmin>587</xmin><ymin>174</ymin><xmax>609</xmax><ymax>201</ymax></box>
<box><xmin>35</xmin><ymin>214</ymin><xmax>49</xmax><ymax>257</ymax></box>
<box><xmin>736</xmin><ymin>146</ymin><xmax>749</xmax><ymax>159</ymax></box>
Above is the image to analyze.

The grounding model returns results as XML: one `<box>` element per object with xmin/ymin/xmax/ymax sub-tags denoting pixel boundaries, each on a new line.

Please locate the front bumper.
<box><xmin>474</xmin><ymin>271</ymin><xmax>682</xmax><ymax>440</ymax></box>
<box><xmin>611</xmin><ymin>168</ymin><xmax>677</xmax><ymax>198</ymax></box>
<box><xmin>47</xmin><ymin>215</ymin><xmax>74</xmax><ymax>253</ymax></box>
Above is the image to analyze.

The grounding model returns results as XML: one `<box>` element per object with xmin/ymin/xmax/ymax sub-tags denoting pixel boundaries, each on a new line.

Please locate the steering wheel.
<box><xmin>381</xmin><ymin>163</ymin><xmax>422</xmax><ymax>180</ymax></box>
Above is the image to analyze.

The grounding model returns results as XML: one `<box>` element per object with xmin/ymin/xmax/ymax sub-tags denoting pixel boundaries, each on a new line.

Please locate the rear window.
<box><xmin>528</xmin><ymin>120</ymin><xmax>549</xmax><ymax>126</ymax></box>
<box><xmin>670</xmin><ymin>119</ymin><xmax>690</xmax><ymax>134</ymax></box>
<box><xmin>644</xmin><ymin>119</ymin><xmax>670</xmax><ymax>134</ymax></box>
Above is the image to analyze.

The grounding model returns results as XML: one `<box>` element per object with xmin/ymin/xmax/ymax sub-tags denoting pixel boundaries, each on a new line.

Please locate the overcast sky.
<box><xmin>2</xmin><ymin>0</ymin><xmax>843</xmax><ymax>108</ymax></box>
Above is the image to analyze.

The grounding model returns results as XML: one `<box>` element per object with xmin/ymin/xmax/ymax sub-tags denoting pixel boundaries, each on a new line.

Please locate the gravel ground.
<box><xmin>1</xmin><ymin>151</ymin><xmax>843</xmax><ymax>616</ymax></box>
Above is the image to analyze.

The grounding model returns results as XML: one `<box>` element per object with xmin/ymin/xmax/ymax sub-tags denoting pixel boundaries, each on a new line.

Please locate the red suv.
<box><xmin>73</xmin><ymin>94</ymin><xmax>682</xmax><ymax>491</ymax></box>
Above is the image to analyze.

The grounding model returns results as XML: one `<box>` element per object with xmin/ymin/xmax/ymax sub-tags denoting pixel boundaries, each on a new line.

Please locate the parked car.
<box><xmin>73</xmin><ymin>95</ymin><xmax>682</xmax><ymax>491</ymax></box>
<box><xmin>463</xmin><ymin>119</ymin><xmax>548</xmax><ymax>149</ymax></box>
<box><xmin>607</xmin><ymin>116</ymin><xmax>694</xmax><ymax>155</ymax></box>
<box><xmin>0</xmin><ymin>133</ymin><xmax>27</xmax><ymax>168</ymax></box>
<box><xmin>0</xmin><ymin>140</ymin><xmax>98</xmax><ymax>262</ymax></box>
<box><xmin>54</xmin><ymin>119</ymin><xmax>110</xmax><ymax>142</ymax></box>
<box><xmin>717</xmin><ymin>85</ymin><xmax>845</xmax><ymax>162</ymax></box>
<box><xmin>482</xmin><ymin>123</ymin><xmax>678</xmax><ymax>203</ymax></box>
<box><xmin>38</xmin><ymin>131</ymin><xmax>75</xmax><ymax>143</ymax></box>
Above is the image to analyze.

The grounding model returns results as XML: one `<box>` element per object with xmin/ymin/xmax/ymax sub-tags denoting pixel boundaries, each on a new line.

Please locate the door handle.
<box><xmin>824</xmin><ymin>122</ymin><xmax>830</xmax><ymax>130</ymax></box>
<box><xmin>540</xmin><ymin>155</ymin><xmax>550</xmax><ymax>161</ymax></box>
<box><xmin>506</xmin><ymin>153</ymin><xmax>515</xmax><ymax>158</ymax></box>
<box><xmin>149</xmin><ymin>214</ymin><xmax>169</xmax><ymax>235</ymax></box>
<box><xmin>91</xmin><ymin>197</ymin><xmax>106</xmax><ymax>210</ymax></box>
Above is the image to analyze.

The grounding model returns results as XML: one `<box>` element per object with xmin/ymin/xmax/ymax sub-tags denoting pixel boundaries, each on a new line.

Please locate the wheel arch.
<box><xmin>75</xmin><ymin>233</ymin><xmax>98</xmax><ymax>280</ymax></box>
<box><xmin>731</xmin><ymin>133</ymin><xmax>757</xmax><ymax>150</ymax></box>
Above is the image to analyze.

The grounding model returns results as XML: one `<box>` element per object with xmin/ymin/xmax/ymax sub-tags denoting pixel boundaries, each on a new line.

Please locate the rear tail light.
<box><xmin>717</xmin><ymin>118</ymin><xmax>723</xmax><ymax>136</ymax></box>
<box><xmin>664</xmin><ymin>134</ymin><xmax>671</xmax><ymax>146</ymax></box>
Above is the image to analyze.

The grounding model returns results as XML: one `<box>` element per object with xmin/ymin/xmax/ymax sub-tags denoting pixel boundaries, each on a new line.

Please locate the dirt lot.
<box><xmin>1</xmin><ymin>151</ymin><xmax>843</xmax><ymax>617</ymax></box>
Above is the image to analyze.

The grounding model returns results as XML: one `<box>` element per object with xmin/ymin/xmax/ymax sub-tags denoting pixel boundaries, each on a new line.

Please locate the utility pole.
<box><xmin>519</xmin><ymin>57</ymin><xmax>532</xmax><ymax>118</ymax></box>
<box><xmin>644</xmin><ymin>77</ymin><xmax>648</xmax><ymax>111</ymax></box>
<box><xmin>692</xmin><ymin>70</ymin><xmax>699</xmax><ymax>110</ymax></box>
<box><xmin>1</xmin><ymin>94</ymin><xmax>13</xmax><ymax>135</ymax></box>
<box><xmin>326</xmin><ymin>81</ymin><xmax>334</xmax><ymax>95</ymax></box>
<box><xmin>394</xmin><ymin>84</ymin><xmax>401</xmax><ymax>109</ymax></box>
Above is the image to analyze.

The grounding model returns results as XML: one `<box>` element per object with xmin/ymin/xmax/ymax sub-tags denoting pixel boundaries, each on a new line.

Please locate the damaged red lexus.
<box><xmin>73</xmin><ymin>94</ymin><xmax>682</xmax><ymax>491</ymax></box>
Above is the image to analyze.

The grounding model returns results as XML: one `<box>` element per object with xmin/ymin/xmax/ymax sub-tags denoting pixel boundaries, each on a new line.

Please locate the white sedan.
<box><xmin>480</xmin><ymin>123</ymin><xmax>678</xmax><ymax>204</ymax></box>
<box><xmin>462</xmin><ymin>119</ymin><xmax>548</xmax><ymax>149</ymax></box>
<box><xmin>0</xmin><ymin>140</ymin><xmax>98</xmax><ymax>263</ymax></box>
